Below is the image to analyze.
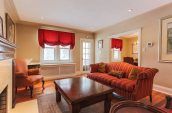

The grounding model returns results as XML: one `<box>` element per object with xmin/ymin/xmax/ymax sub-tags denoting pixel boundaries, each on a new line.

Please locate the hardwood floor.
<box><xmin>16</xmin><ymin>75</ymin><xmax>83</xmax><ymax>103</ymax></box>
<box><xmin>16</xmin><ymin>80</ymin><xmax>172</xmax><ymax>113</ymax></box>
<box><xmin>16</xmin><ymin>81</ymin><xmax>55</xmax><ymax>103</ymax></box>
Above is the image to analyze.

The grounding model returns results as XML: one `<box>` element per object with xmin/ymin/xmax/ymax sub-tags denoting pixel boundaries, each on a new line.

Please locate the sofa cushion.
<box><xmin>97</xmin><ymin>62</ymin><xmax>106</xmax><ymax>73</ymax></box>
<box><xmin>87</xmin><ymin>73</ymin><xmax>118</xmax><ymax>86</ymax></box>
<box><xmin>108</xmin><ymin>70</ymin><xmax>125</xmax><ymax>78</ymax></box>
<box><xmin>111</xmin><ymin>78</ymin><xmax>136</xmax><ymax>92</ymax></box>
<box><xmin>106</xmin><ymin>62</ymin><xmax>134</xmax><ymax>77</ymax></box>
<box><xmin>128</xmin><ymin>68</ymin><xmax>140</xmax><ymax>80</ymax></box>
<box><xmin>106</xmin><ymin>62</ymin><xmax>145</xmax><ymax>78</ymax></box>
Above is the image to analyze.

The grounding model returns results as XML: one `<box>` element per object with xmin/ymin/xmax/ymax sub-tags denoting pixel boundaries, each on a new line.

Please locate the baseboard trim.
<box><xmin>153</xmin><ymin>84</ymin><xmax>172</xmax><ymax>95</ymax></box>
<box><xmin>44</xmin><ymin>71</ymin><xmax>85</xmax><ymax>81</ymax></box>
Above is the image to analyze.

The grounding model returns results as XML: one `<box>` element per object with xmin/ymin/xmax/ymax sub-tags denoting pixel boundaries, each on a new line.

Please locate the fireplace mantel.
<box><xmin>0</xmin><ymin>37</ymin><xmax>16</xmax><ymax>60</ymax></box>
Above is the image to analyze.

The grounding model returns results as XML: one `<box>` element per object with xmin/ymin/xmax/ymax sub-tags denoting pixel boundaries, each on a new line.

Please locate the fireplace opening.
<box><xmin>0</xmin><ymin>86</ymin><xmax>7</xmax><ymax>113</ymax></box>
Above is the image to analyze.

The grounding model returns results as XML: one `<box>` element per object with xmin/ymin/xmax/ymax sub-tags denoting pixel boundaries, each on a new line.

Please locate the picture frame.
<box><xmin>0</xmin><ymin>16</ymin><xmax>3</xmax><ymax>38</ymax></box>
<box><xmin>159</xmin><ymin>16</ymin><xmax>172</xmax><ymax>62</ymax></box>
<box><xmin>98</xmin><ymin>40</ymin><xmax>103</xmax><ymax>48</ymax></box>
<box><xmin>132</xmin><ymin>42</ymin><xmax>138</xmax><ymax>54</ymax></box>
<box><xmin>6</xmin><ymin>13</ymin><xmax>15</xmax><ymax>44</ymax></box>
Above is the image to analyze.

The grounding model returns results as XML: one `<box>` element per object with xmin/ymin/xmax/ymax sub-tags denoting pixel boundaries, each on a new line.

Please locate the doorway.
<box><xmin>80</xmin><ymin>39</ymin><xmax>94</xmax><ymax>72</ymax></box>
<box><xmin>110</xmin><ymin>29</ymin><xmax>141</xmax><ymax>66</ymax></box>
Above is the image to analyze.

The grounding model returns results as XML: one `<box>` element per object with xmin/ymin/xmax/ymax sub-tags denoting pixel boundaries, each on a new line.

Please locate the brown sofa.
<box><xmin>87</xmin><ymin>62</ymin><xmax>158</xmax><ymax>101</ymax></box>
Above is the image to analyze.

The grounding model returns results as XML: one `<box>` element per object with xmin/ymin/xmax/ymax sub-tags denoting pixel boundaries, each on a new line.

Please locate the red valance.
<box><xmin>111</xmin><ymin>38</ymin><xmax>123</xmax><ymax>51</ymax></box>
<box><xmin>38</xmin><ymin>29</ymin><xmax>75</xmax><ymax>49</ymax></box>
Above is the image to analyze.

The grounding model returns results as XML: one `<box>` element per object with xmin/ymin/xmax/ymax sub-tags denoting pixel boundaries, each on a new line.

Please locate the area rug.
<box><xmin>37</xmin><ymin>93</ymin><xmax>105</xmax><ymax>113</ymax></box>
<box><xmin>37</xmin><ymin>93</ymin><xmax>171</xmax><ymax>113</ymax></box>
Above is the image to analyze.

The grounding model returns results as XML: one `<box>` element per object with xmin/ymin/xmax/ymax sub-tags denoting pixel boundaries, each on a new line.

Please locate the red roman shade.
<box><xmin>38</xmin><ymin>29</ymin><xmax>75</xmax><ymax>49</ymax></box>
<box><xmin>111</xmin><ymin>38</ymin><xmax>123</xmax><ymax>51</ymax></box>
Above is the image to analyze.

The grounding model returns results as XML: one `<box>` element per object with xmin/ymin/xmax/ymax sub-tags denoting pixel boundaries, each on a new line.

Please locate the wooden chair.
<box><xmin>123</xmin><ymin>57</ymin><xmax>134</xmax><ymax>65</ymax></box>
<box><xmin>14</xmin><ymin>59</ymin><xmax>44</xmax><ymax>98</ymax></box>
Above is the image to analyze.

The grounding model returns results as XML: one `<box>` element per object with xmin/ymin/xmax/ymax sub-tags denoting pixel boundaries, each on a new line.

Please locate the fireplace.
<box><xmin>0</xmin><ymin>86</ymin><xmax>7</xmax><ymax>113</ymax></box>
<box><xmin>0</xmin><ymin>33</ymin><xmax>16</xmax><ymax>112</ymax></box>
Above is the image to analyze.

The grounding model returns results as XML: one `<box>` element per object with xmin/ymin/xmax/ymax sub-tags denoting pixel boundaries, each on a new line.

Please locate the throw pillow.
<box><xmin>97</xmin><ymin>62</ymin><xmax>106</xmax><ymax>73</ymax></box>
<box><xmin>108</xmin><ymin>70</ymin><xmax>125</xmax><ymax>78</ymax></box>
<box><xmin>128</xmin><ymin>68</ymin><xmax>140</xmax><ymax>80</ymax></box>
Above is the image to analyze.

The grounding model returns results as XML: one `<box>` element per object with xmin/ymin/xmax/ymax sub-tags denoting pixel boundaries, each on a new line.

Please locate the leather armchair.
<box><xmin>14</xmin><ymin>59</ymin><xmax>44</xmax><ymax>98</ymax></box>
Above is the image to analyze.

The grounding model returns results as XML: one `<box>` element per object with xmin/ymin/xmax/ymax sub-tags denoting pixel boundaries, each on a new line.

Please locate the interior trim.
<box><xmin>153</xmin><ymin>84</ymin><xmax>172</xmax><ymax>95</ymax></box>
<box><xmin>0</xmin><ymin>37</ymin><xmax>16</xmax><ymax>60</ymax></box>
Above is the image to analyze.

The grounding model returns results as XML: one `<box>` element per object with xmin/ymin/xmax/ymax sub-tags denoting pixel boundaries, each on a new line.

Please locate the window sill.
<box><xmin>40</xmin><ymin>62</ymin><xmax>76</xmax><ymax>66</ymax></box>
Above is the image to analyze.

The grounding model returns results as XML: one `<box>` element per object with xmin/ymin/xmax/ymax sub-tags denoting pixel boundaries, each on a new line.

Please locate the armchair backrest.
<box><xmin>14</xmin><ymin>59</ymin><xmax>28</xmax><ymax>75</ymax></box>
<box><xmin>123</xmin><ymin>57</ymin><xmax>134</xmax><ymax>64</ymax></box>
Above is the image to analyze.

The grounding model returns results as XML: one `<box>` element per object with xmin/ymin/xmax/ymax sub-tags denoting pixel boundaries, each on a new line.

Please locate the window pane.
<box><xmin>85</xmin><ymin>54</ymin><xmax>89</xmax><ymax>59</ymax></box>
<box><xmin>45</xmin><ymin>44</ymin><xmax>56</xmax><ymax>48</ymax></box>
<box><xmin>85</xmin><ymin>43</ymin><xmax>90</xmax><ymax>48</ymax></box>
<box><xmin>60</xmin><ymin>48</ymin><xmax>70</xmax><ymax>60</ymax></box>
<box><xmin>60</xmin><ymin>45</ymin><xmax>70</xmax><ymax>49</ymax></box>
<box><xmin>83</xmin><ymin>49</ymin><xmax>89</xmax><ymax>54</ymax></box>
<box><xmin>83</xmin><ymin>60</ymin><xmax>89</xmax><ymax>65</ymax></box>
<box><xmin>83</xmin><ymin>42</ymin><xmax>86</xmax><ymax>48</ymax></box>
<box><xmin>113</xmin><ymin>49</ymin><xmax>119</xmax><ymax>60</ymax></box>
<box><xmin>43</xmin><ymin>48</ymin><xmax>55</xmax><ymax>61</ymax></box>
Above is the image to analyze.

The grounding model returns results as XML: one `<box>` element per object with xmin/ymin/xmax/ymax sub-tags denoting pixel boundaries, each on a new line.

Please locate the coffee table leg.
<box><xmin>72</xmin><ymin>104</ymin><xmax>80</xmax><ymax>113</ymax></box>
<box><xmin>104</xmin><ymin>94</ymin><xmax>112</xmax><ymax>113</ymax></box>
<box><xmin>56</xmin><ymin>89</ymin><xmax>61</xmax><ymax>102</ymax></box>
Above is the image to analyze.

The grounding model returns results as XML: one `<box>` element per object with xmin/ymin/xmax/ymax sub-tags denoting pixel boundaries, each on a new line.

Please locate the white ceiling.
<box><xmin>13</xmin><ymin>0</ymin><xmax>172</xmax><ymax>32</ymax></box>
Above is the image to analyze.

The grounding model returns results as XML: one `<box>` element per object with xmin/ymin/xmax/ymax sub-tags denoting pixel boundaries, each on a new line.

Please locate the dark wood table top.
<box><xmin>54</xmin><ymin>77</ymin><xmax>114</xmax><ymax>103</ymax></box>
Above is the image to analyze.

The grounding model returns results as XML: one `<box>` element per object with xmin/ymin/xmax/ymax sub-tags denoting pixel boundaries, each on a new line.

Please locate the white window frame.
<box><xmin>80</xmin><ymin>39</ymin><xmax>94</xmax><ymax>72</ymax></box>
<box><xmin>111</xmin><ymin>48</ymin><xmax>121</xmax><ymax>61</ymax></box>
<box><xmin>59</xmin><ymin>45</ymin><xmax>71</xmax><ymax>61</ymax></box>
<box><xmin>41</xmin><ymin>45</ymin><xmax>57</xmax><ymax>64</ymax></box>
<box><xmin>40</xmin><ymin>45</ymin><xmax>72</xmax><ymax>64</ymax></box>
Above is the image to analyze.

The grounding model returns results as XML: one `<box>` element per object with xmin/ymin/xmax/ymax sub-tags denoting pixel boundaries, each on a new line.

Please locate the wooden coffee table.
<box><xmin>54</xmin><ymin>77</ymin><xmax>114</xmax><ymax>113</ymax></box>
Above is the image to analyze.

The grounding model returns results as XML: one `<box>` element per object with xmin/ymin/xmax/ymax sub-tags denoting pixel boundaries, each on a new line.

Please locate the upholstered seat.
<box><xmin>14</xmin><ymin>59</ymin><xmax>44</xmax><ymax>98</ymax></box>
<box><xmin>111</xmin><ymin>78</ymin><xmax>136</xmax><ymax>92</ymax></box>
<box><xmin>28</xmin><ymin>75</ymin><xmax>43</xmax><ymax>83</ymax></box>
<box><xmin>87</xmin><ymin>73</ymin><xmax>118</xmax><ymax>86</ymax></box>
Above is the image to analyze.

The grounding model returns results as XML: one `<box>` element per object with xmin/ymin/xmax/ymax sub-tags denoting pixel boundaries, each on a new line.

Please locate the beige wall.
<box><xmin>95</xmin><ymin>3</ymin><xmax>172</xmax><ymax>88</ymax></box>
<box><xmin>16</xmin><ymin>23</ymin><xmax>94</xmax><ymax>71</ymax></box>
<box><xmin>16</xmin><ymin>24</ymin><xmax>40</xmax><ymax>62</ymax></box>
<box><xmin>121</xmin><ymin>38</ymin><xmax>130</xmax><ymax>60</ymax></box>
<box><xmin>121</xmin><ymin>37</ymin><xmax>138</xmax><ymax>60</ymax></box>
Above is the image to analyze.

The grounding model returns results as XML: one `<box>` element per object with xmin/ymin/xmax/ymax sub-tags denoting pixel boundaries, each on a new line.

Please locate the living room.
<box><xmin>0</xmin><ymin>0</ymin><xmax>172</xmax><ymax>113</ymax></box>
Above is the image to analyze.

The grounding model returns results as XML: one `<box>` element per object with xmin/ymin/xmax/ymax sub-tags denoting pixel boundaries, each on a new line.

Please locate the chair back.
<box><xmin>14</xmin><ymin>59</ymin><xmax>28</xmax><ymax>75</ymax></box>
<box><xmin>123</xmin><ymin>57</ymin><xmax>134</xmax><ymax>65</ymax></box>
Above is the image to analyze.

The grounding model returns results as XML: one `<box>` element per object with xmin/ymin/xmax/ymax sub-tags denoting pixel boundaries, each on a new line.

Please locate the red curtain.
<box><xmin>38</xmin><ymin>29</ymin><xmax>75</xmax><ymax>49</ymax></box>
<box><xmin>111</xmin><ymin>38</ymin><xmax>123</xmax><ymax>51</ymax></box>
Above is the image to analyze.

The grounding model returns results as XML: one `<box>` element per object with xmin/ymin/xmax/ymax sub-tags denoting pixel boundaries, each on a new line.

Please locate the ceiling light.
<box><xmin>128</xmin><ymin>9</ymin><xmax>133</xmax><ymax>12</ymax></box>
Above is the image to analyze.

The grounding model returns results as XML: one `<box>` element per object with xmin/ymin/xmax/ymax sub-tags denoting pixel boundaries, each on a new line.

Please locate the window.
<box><xmin>60</xmin><ymin>45</ymin><xmax>70</xmax><ymax>60</ymax></box>
<box><xmin>83</xmin><ymin>42</ymin><xmax>91</xmax><ymax>66</ymax></box>
<box><xmin>41</xmin><ymin>45</ymin><xmax>71</xmax><ymax>64</ymax></box>
<box><xmin>43</xmin><ymin>45</ymin><xmax>56</xmax><ymax>61</ymax></box>
<box><xmin>112</xmin><ymin>48</ymin><xmax>121</xmax><ymax>61</ymax></box>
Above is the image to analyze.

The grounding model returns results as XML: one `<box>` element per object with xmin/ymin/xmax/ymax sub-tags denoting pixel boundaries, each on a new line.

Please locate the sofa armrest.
<box><xmin>15</xmin><ymin>72</ymin><xmax>27</xmax><ymax>78</ymax></box>
<box><xmin>90</xmin><ymin>64</ymin><xmax>99</xmax><ymax>73</ymax></box>
<box><xmin>28</xmin><ymin>68</ymin><xmax>40</xmax><ymax>75</ymax></box>
<box><xmin>133</xmin><ymin>68</ymin><xmax>158</xmax><ymax>100</ymax></box>
<box><xmin>137</xmin><ymin>68</ymin><xmax>159</xmax><ymax>80</ymax></box>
